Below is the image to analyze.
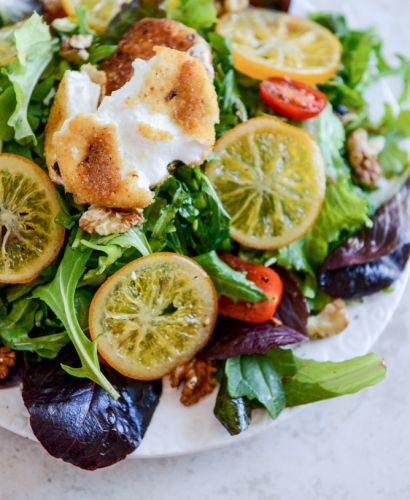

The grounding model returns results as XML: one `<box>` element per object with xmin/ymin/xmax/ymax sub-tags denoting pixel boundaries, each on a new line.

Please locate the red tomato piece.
<box><xmin>259</xmin><ymin>76</ymin><xmax>327</xmax><ymax>120</ymax></box>
<box><xmin>218</xmin><ymin>252</ymin><xmax>283</xmax><ymax>324</ymax></box>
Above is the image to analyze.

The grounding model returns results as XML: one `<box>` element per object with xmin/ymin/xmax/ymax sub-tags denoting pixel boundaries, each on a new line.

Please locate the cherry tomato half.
<box><xmin>259</xmin><ymin>76</ymin><xmax>327</xmax><ymax>120</ymax></box>
<box><xmin>218</xmin><ymin>252</ymin><xmax>283</xmax><ymax>324</ymax></box>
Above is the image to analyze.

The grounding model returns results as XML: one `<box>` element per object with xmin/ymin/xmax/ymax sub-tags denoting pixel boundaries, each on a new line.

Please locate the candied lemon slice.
<box><xmin>0</xmin><ymin>154</ymin><xmax>65</xmax><ymax>283</ymax></box>
<box><xmin>205</xmin><ymin>116</ymin><xmax>326</xmax><ymax>249</ymax></box>
<box><xmin>89</xmin><ymin>253</ymin><xmax>218</xmax><ymax>380</ymax></box>
<box><xmin>62</xmin><ymin>0</ymin><xmax>132</xmax><ymax>33</ymax></box>
<box><xmin>216</xmin><ymin>8</ymin><xmax>342</xmax><ymax>83</ymax></box>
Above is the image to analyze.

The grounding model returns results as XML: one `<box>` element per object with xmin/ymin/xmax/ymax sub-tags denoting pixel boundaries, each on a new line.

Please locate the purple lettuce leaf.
<box><xmin>22</xmin><ymin>348</ymin><xmax>161</xmax><ymax>470</ymax></box>
<box><xmin>319</xmin><ymin>244</ymin><xmax>410</xmax><ymax>299</ymax></box>
<box><xmin>273</xmin><ymin>265</ymin><xmax>309</xmax><ymax>335</ymax></box>
<box><xmin>201</xmin><ymin>317</ymin><xmax>307</xmax><ymax>361</ymax></box>
<box><xmin>322</xmin><ymin>178</ymin><xmax>410</xmax><ymax>271</ymax></box>
<box><xmin>0</xmin><ymin>352</ymin><xmax>25</xmax><ymax>389</ymax></box>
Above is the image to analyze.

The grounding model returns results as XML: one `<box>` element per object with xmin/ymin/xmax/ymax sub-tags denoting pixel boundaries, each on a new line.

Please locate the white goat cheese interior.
<box><xmin>57</xmin><ymin>58</ymin><xmax>209</xmax><ymax>192</ymax></box>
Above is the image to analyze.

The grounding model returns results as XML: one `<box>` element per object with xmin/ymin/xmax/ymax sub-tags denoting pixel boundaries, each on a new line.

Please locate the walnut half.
<box><xmin>0</xmin><ymin>347</ymin><xmax>16</xmax><ymax>380</ymax></box>
<box><xmin>347</xmin><ymin>128</ymin><xmax>382</xmax><ymax>188</ymax></box>
<box><xmin>307</xmin><ymin>300</ymin><xmax>349</xmax><ymax>340</ymax></box>
<box><xmin>170</xmin><ymin>358</ymin><xmax>218</xmax><ymax>406</ymax></box>
<box><xmin>79</xmin><ymin>206</ymin><xmax>144</xmax><ymax>236</ymax></box>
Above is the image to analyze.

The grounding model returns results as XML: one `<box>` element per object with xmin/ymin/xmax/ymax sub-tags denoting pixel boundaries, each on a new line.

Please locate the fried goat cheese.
<box><xmin>45</xmin><ymin>47</ymin><xmax>219</xmax><ymax>211</ymax></box>
<box><xmin>101</xmin><ymin>17</ymin><xmax>214</xmax><ymax>95</ymax></box>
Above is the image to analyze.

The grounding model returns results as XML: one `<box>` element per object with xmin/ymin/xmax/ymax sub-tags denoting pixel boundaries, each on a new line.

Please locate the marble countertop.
<box><xmin>1</xmin><ymin>1</ymin><xmax>410</xmax><ymax>498</ymax></box>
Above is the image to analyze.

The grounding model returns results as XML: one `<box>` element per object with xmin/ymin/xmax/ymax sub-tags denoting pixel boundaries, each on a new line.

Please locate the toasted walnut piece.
<box><xmin>79</xmin><ymin>206</ymin><xmax>144</xmax><ymax>236</ymax></box>
<box><xmin>0</xmin><ymin>347</ymin><xmax>16</xmax><ymax>380</ymax></box>
<box><xmin>60</xmin><ymin>35</ymin><xmax>93</xmax><ymax>64</ymax></box>
<box><xmin>347</xmin><ymin>128</ymin><xmax>382</xmax><ymax>188</ymax></box>
<box><xmin>170</xmin><ymin>358</ymin><xmax>218</xmax><ymax>406</ymax></box>
<box><xmin>307</xmin><ymin>299</ymin><xmax>349</xmax><ymax>340</ymax></box>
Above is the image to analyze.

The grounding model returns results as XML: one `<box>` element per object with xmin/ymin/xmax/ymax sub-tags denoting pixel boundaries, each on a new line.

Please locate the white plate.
<box><xmin>0</xmin><ymin>0</ymin><xmax>409</xmax><ymax>460</ymax></box>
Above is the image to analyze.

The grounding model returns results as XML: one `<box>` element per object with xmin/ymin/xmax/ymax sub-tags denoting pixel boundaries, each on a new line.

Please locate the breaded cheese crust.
<box><xmin>46</xmin><ymin>47</ymin><xmax>219</xmax><ymax>210</ymax></box>
<box><xmin>101</xmin><ymin>17</ymin><xmax>213</xmax><ymax>94</ymax></box>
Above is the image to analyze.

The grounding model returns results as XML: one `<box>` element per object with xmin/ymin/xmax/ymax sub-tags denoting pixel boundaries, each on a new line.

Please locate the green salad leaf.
<box><xmin>144</xmin><ymin>165</ymin><xmax>230</xmax><ymax>254</ymax></box>
<box><xmin>32</xmin><ymin>245</ymin><xmax>120</xmax><ymax>399</ymax></box>
<box><xmin>214</xmin><ymin>375</ymin><xmax>252</xmax><ymax>436</ymax></box>
<box><xmin>195</xmin><ymin>251</ymin><xmax>267</xmax><ymax>303</ymax></box>
<box><xmin>0</xmin><ymin>298</ymin><xmax>69</xmax><ymax>359</ymax></box>
<box><xmin>278</xmin><ymin>105</ymin><xmax>370</xmax><ymax>272</ymax></box>
<box><xmin>226</xmin><ymin>354</ymin><xmax>286</xmax><ymax>419</ymax></box>
<box><xmin>374</xmin><ymin>104</ymin><xmax>410</xmax><ymax>178</ymax></box>
<box><xmin>165</xmin><ymin>0</ymin><xmax>217</xmax><ymax>30</ymax></box>
<box><xmin>284</xmin><ymin>353</ymin><xmax>386</xmax><ymax>406</ymax></box>
<box><xmin>223</xmin><ymin>349</ymin><xmax>386</xmax><ymax>428</ymax></box>
<box><xmin>3</xmin><ymin>13</ymin><xmax>53</xmax><ymax>143</ymax></box>
<box><xmin>207</xmin><ymin>32</ymin><xmax>247</xmax><ymax>136</ymax></box>
<box><xmin>312</xmin><ymin>12</ymin><xmax>410</xmax><ymax>112</ymax></box>
<box><xmin>305</xmin><ymin>178</ymin><xmax>370</xmax><ymax>268</ymax></box>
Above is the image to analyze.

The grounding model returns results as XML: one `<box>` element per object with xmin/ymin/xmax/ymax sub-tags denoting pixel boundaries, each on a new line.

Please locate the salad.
<box><xmin>0</xmin><ymin>0</ymin><xmax>409</xmax><ymax>470</ymax></box>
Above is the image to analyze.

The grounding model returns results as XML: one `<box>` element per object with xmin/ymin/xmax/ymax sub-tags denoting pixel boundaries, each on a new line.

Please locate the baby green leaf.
<box><xmin>32</xmin><ymin>245</ymin><xmax>120</xmax><ymax>399</ymax></box>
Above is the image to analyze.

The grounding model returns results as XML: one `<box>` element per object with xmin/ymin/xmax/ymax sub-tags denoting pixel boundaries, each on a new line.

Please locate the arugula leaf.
<box><xmin>206</xmin><ymin>32</ymin><xmax>247</xmax><ymax>136</ymax></box>
<box><xmin>284</xmin><ymin>353</ymin><xmax>386</xmax><ymax>406</ymax></box>
<box><xmin>375</xmin><ymin>105</ymin><xmax>410</xmax><ymax>178</ymax></box>
<box><xmin>32</xmin><ymin>245</ymin><xmax>120</xmax><ymax>399</ymax></box>
<box><xmin>165</xmin><ymin>0</ymin><xmax>217</xmax><ymax>30</ymax></box>
<box><xmin>0</xmin><ymin>299</ymin><xmax>69</xmax><ymax>359</ymax></box>
<box><xmin>195</xmin><ymin>251</ymin><xmax>267</xmax><ymax>303</ymax></box>
<box><xmin>144</xmin><ymin>166</ymin><xmax>230</xmax><ymax>255</ymax></box>
<box><xmin>3</xmin><ymin>13</ymin><xmax>53</xmax><ymax>143</ymax></box>
<box><xmin>312</xmin><ymin>12</ymin><xmax>408</xmax><ymax>114</ymax></box>
<box><xmin>309</xmin><ymin>13</ymin><xmax>348</xmax><ymax>38</ymax></box>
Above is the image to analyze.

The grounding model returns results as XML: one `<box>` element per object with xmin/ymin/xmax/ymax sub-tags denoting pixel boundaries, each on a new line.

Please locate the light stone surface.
<box><xmin>0</xmin><ymin>0</ymin><xmax>409</xmax><ymax>498</ymax></box>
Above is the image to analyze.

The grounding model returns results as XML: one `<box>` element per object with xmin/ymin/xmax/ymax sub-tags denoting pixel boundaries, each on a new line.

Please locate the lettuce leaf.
<box><xmin>165</xmin><ymin>0</ymin><xmax>217</xmax><ymax>30</ymax></box>
<box><xmin>3</xmin><ymin>13</ymin><xmax>53</xmax><ymax>143</ymax></box>
<box><xmin>284</xmin><ymin>353</ymin><xmax>386</xmax><ymax>406</ymax></box>
<box><xmin>279</xmin><ymin>106</ymin><xmax>370</xmax><ymax>271</ymax></box>
<box><xmin>221</xmin><ymin>349</ymin><xmax>386</xmax><ymax>432</ymax></box>
<box><xmin>304</xmin><ymin>179</ymin><xmax>370</xmax><ymax>268</ymax></box>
